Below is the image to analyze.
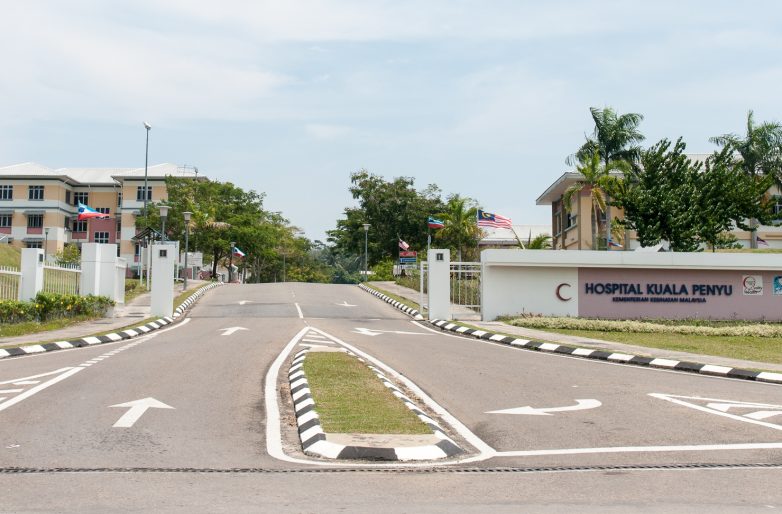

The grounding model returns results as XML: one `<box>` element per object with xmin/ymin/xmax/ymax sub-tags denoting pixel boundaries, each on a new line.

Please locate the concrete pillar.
<box><xmin>150</xmin><ymin>244</ymin><xmax>174</xmax><ymax>318</ymax></box>
<box><xmin>427</xmin><ymin>248</ymin><xmax>450</xmax><ymax>320</ymax></box>
<box><xmin>80</xmin><ymin>243</ymin><xmax>118</xmax><ymax>298</ymax></box>
<box><xmin>114</xmin><ymin>257</ymin><xmax>127</xmax><ymax>304</ymax></box>
<box><xmin>20</xmin><ymin>248</ymin><xmax>44</xmax><ymax>301</ymax></box>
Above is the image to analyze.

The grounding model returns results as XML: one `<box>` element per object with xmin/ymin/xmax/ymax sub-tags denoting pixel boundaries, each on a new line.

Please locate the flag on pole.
<box><xmin>427</xmin><ymin>217</ymin><xmax>445</xmax><ymax>229</ymax></box>
<box><xmin>757</xmin><ymin>236</ymin><xmax>769</xmax><ymax>247</ymax></box>
<box><xmin>233</xmin><ymin>246</ymin><xmax>246</xmax><ymax>258</ymax></box>
<box><xmin>608</xmin><ymin>239</ymin><xmax>623</xmax><ymax>249</ymax></box>
<box><xmin>398</xmin><ymin>239</ymin><xmax>410</xmax><ymax>251</ymax></box>
<box><xmin>77</xmin><ymin>202</ymin><xmax>106</xmax><ymax>221</ymax></box>
<box><xmin>477</xmin><ymin>210</ymin><xmax>512</xmax><ymax>229</ymax></box>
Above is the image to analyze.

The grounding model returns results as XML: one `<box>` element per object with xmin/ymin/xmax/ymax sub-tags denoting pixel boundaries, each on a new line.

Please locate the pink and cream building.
<box><xmin>0</xmin><ymin>162</ymin><xmax>199</xmax><ymax>266</ymax></box>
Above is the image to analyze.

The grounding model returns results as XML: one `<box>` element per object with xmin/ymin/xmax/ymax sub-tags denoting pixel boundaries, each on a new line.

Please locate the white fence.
<box><xmin>0</xmin><ymin>265</ymin><xmax>20</xmax><ymax>300</ymax></box>
<box><xmin>43</xmin><ymin>263</ymin><xmax>81</xmax><ymax>296</ymax></box>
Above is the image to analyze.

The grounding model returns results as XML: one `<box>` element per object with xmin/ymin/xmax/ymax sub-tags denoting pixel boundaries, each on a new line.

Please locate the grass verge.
<box><xmin>303</xmin><ymin>351</ymin><xmax>430</xmax><ymax>434</ymax></box>
<box><xmin>0</xmin><ymin>245</ymin><xmax>20</xmax><ymax>268</ymax></box>
<box><xmin>366</xmin><ymin>284</ymin><xmax>425</xmax><ymax>315</ymax></box>
<box><xmin>529</xmin><ymin>327</ymin><xmax>782</xmax><ymax>365</ymax></box>
<box><xmin>0</xmin><ymin>315</ymin><xmax>98</xmax><ymax>340</ymax></box>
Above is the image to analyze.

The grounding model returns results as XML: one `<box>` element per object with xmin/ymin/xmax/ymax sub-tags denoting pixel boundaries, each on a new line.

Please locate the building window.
<box><xmin>73</xmin><ymin>220</ymin><xmax>88</xmax><ymax>232</ymax></box>
<box><xmin>0</xmin><ymin>214</ymin><xmax>11</xmax><ymax>227</ymax></box>
<box><xmin>117</xmin><ymin>192</ymin><xmax>123</xmax><ymax>207</ymax></box>
<box><xmin>94</xmin><ymin>231</ymin><xmax>110</xmax><ymax>244</ymax></box>
<box><xmin>0</xmin><ymin>185</ymin><xmax>12</xmax><ymax>200</ymax></box>
<box><xmin>65</xmin><ymin>191</ymin><xmax>71</xmax><ymax>204</ymax></box>
<box><xmin>26</xmin><ymin>241</ymin><xmax>42</xmax><ymax>249</ymax></box>
<box><xmin>27</xmin><ymin>214</ymin><xmax>43</xmax><ymax>228</ymax></box>
<box><xmin>116</xmin><ymin>218</ymin><xmax>122</xmax><ymax>234</ymax></box>
<box><xmin>97</xmin><ymin>207</ymin><xmax>110</xmax><ymax>215</ymax></box>
<box><xmin>136</xmin><ymin>186</ymin><xmax>152</xmax><ymax>201</ymax></box>
<box><xmin>74</xmin><ymin>192</ymin><xmax>89</xmax><ymax>206</ymax></box>
<box><xmin>135</xmin><ymin>243</ymin><xmax>140</xmax><ymax>256</ymax></box>
<box><xmin>28</xmin><ymin>186</ymin><xmax>44</xmax><ymax>201</ymax></box>
<box><xmin>566</xmin><ymin>212</ymin><xmax>577</xmax><ymax>230</ymax></box>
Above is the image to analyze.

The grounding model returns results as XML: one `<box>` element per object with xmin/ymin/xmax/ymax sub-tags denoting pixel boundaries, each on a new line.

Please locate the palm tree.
<box><xmin>435</xmin><ymin>195</ymin><xmax>481</xmax><ymax>261</ymax></box>
<box><xmin>526</xmin><ymin>234</ymin><xmax>552</xmax><ymax>249</ymax></box>
<box><xmin>568</xmin><ymin>107</ymin><xmax>645</xmax><ymax>247</ymax></box>
<box><xmin>710</xmin><ymin>110</ymin><xmax>782</xmax><ymax>248</ymax></box>
<box><xmin>563</xmin><ymin>152</ymin><xmax>629</xmax><ymax>250</ymax></box>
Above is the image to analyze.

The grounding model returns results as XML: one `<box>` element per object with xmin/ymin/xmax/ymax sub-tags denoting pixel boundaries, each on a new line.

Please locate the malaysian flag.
<box><xmin>399</xmin><ymin>239</ymin><xmax>410</xmax><ymax>251</ymax></box>
<box><xmin>477</xmin><ymin>210</ymin><xmax>512</xmax><ymax>229</ymax></box>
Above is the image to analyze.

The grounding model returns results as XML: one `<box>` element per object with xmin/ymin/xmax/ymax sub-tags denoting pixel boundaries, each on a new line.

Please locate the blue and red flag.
<box><xmin>427</xmin><ymin>217</ymin><xmax>444</xmax><ymax>229</ymax></box>
<box><xmin>77</xmin><ymin>202</ymin><xmax>107</xmax><ymax>221</ymax></box>
<box><xmin>233</xmin><ymin>246</ymin><xmax>246</xmax><ymax>258</ymax></box>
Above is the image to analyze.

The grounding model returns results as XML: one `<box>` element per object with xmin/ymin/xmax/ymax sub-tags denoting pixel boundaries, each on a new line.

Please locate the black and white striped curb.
<box><xmin>289</xmin><ymin>348</ymin><xmax>462</xmax><ymax>461</ymax></box>
<box><xmin>358</xmin><ymin>284</ymin><xmax>424</xmax><ymax>320</ymax></box>
<box><xmin>0</xmin><ymin>282</ymin><xmax>222</xmax><ymax>360</ymax></box>
<box><xmin>358</xmin><ymin>284</ymin><xmax>782</xmax><ymax>386</ymax></box>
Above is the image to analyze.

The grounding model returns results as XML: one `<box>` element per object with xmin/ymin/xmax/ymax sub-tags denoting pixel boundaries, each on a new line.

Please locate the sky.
<box><xmin>2</xmin><ymin>1</ymin><xmax>781</xmax><ymax>242</ymax></box>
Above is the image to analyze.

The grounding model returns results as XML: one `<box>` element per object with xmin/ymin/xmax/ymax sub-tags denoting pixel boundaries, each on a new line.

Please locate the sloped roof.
<box><xmin>0</xmin><ymin>163</ymin><xmax>192</xmax><ymax>185</ymax></box>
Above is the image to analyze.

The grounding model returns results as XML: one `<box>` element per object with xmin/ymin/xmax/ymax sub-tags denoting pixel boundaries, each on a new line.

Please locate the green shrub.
<box><xmin>0</xmin><ymin>293</ymin><xmax>114</xmax><ymax>324</ymax></box>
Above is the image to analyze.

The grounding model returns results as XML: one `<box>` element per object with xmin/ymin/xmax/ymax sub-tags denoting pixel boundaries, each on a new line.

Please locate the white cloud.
<box><xmin>305</xmin><ymin>123</ymin><xmax>352</xmax><ymax>140</ymax></box>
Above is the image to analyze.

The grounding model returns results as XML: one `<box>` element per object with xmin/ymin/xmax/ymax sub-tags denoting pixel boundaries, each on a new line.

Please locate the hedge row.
<box><xmin>0</xmin><ymin>293</ymin><xmax>114</xmax><ymax>324</ymax></box>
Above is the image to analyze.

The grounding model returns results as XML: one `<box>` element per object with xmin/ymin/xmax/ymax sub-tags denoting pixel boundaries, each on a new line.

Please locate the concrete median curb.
<box><xmin>290</xmin><ymin>347</ymin><xmax>462</xmax><ymax>461</ymax></box>
<box><xmin>358</xmin><ymin>283</ymin><xmax>782</xmax><ymax>386</ymax></box>
<box><xmin>0</xmin><ymin>282</ymin><xmax>222</xmax><ymax>360</ymax></box>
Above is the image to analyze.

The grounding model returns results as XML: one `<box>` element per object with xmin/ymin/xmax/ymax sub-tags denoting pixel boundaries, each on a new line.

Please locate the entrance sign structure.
<box><xmin>481</xmin><ymin>249</ymin><xmax>782</xmax><ymax>321</ymax></box>
<box><xmin>150</xmin><ymin>243</ymin><xmax>175</xmax><ymax>317</ymax></box>
<box><xmin>427</xmin><ymin>249</ymin><xmax>450</xmax><ymax>320</ymax></box>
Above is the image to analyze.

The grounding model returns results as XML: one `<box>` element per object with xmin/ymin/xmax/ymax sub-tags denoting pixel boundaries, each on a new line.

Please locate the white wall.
<box><xmin>481</xmin><ymin>263</ymin><xmax>577</xmax><ymax>320</ymax></box>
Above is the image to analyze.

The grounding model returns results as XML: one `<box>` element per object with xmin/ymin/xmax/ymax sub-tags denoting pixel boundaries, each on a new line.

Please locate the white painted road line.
<box><xmin>0</xmin><ymin>367</ymin><xmax>83</xmax><ymax>413</ymax></box>
<box><xmin>494</xmin><ymin>442</ymin><xmax>782</xmax><ymax>458</ymax></box>
<box><xmin>295</xmin><ymin>302</ymin><xmax>304</xmax><ymax>319</ymax></box>
<box><xmin>650</xmin><ymin>393</ymin><xmax>782</xmax><ymax>431</ymax></box>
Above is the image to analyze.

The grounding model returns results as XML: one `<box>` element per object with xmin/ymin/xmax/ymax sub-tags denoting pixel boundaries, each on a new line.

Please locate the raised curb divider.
<box><xmin>358</xmin><ymin>284</ymin><xmax>782</xmax><ymax>386</ymax></box>
<box><xmin>0</xmin><ymin>282</ymin><xmax>223</xmax><ymax>360</ymax></box>
<box><xmin>290</xmin><ymin>345</ymin><xmax>462</xmax><ymax>461</ymax></box>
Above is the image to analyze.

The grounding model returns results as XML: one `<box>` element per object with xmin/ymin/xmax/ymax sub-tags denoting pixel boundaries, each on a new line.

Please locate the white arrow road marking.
<box><xmin>336</xmin><ymin>301</ymin><xmax>357</xmax><ymax>307</ymax></box>
<box><xmin>486</xmin><ymin>399</ymin><xmax>602</xmax><ymax>416</ymax></box>
<box><xmin>238</xmin><ymin>300</ymin><xmax>253</xmax><ymax>305</ymax></box>
<box><xmin>220</xmin><ymin>327</ymin><xmax>249</xmax><ymax>336</ymax></box>
<box><xmin>650</xmin><ymin>394</ymin><xmax>782</xmax><ymax>431</ymax></box>
<box><xmin>0</xmin><ymin>367</ymin><xmax>83</xmax><ymax>413</ymax></box>
<box><xmin>110</xmin><ymin>398</ymin><xmax>174</xmax><ymax>428</ymax></box>
<box><xmin>352</xmin><ymin>327</ymin><xmax>433</xmax><ymax>337</ymax></box>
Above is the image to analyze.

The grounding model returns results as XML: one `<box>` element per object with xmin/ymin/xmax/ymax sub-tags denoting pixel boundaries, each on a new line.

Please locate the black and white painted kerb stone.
<box><xmin>289</xmin><ymin>343</ymin><xmax>462</xmax><ymax>461</ymax></box>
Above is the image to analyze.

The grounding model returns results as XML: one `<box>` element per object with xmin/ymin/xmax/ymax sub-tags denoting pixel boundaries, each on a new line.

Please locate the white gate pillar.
<box><xmin>20</xmin><ymin>248</ymin><xmax>44</xmax><ymax>301</ymax></box>
<box><xmin>80</xmin><ymin>243</ymin><xmax>118</xmax><ymax>298</ymax></box>
<box><xmin>427</xmin><ymin>248</ymin><xmax>450</xmax><ymax>320</ymax></box>
<box><xmin>150</xmin><ymin>244</ymin><xmax>175</xmax><ymax>318</ymax></box>
<box><xmin>114</xmin><ymin>257</ymin><xmax>127</xmax><ymax>304</ymax></box>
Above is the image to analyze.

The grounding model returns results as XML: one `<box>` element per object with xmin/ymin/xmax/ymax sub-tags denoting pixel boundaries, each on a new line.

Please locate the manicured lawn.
<box><xmin>302</xmin><ymin>351</ymin><xmax>430</xmax><ymax>434</ymax></box>
<box><xmin>0</xmin><ymin>315</ymin><xmax>97</xmax><ymax>341</ymax></box>
<box><xmin>0</xmin><ymin>245</ymin><xmax>20</xmax><ymax>268</ymax></box>
<box><xmin>533</xmin><ymin>327</ymin><xmax>782</xmax><ymax>364</ymax></box>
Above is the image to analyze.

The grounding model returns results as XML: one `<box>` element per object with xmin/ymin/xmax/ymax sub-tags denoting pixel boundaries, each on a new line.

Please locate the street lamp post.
<box><xmin>44</xmin><ymin>227</ymin><xmax>50</xmax><ymax>262</ymax></box>
<box><xmin>363</xmin><ymin>223</ymin><xmax>370</xmax><ymax>282</ymax></box>
<box><xmin>229</xmin><ymin>241</ymin><xmax>236</xmax><ymax>283</ymax></box>
<box><xmin>143</xmin><ymin>122</ymin><xmax>151</xmax><ymax>218</ymax></box>
<box><xmin>183</xmin><ymin>211</ymin><xmax>192</xmax><ymax>290</ymax></box>
<box><xmin>159</xmin><ymin>205</ymin><xmax>169</xmax><ymax>242</ymax></box>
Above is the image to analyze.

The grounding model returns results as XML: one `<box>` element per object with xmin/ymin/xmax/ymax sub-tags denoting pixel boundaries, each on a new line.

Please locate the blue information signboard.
<box><xmin>399</xmin><ymin>257</ymin><xmax>417</xmax><ymax>263</ymax></box>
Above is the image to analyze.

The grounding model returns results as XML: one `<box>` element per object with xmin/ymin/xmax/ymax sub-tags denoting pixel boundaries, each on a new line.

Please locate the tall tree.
<box><xmin>710</xmin><ymin>110</ymin><xmax>782</xmax><ymax>248</ymax></box>
<box><xmin>568</xmin><ymin>106</ymin><xmax>645</xmax><ymax>247</ymax></box>
<box><xmin>327</xmin><ymin>170</ymin><xmax>444</xmax><ymax>266</ymax></box>
<box><xmin>562</xmin><ymin>151</ymin><xmax>628</xmax><ymax>250</ymax></box>
<box><xmin>435</xmin><ymin>194</ymin><xmax>481</xmax><ymax>261</ymax></box>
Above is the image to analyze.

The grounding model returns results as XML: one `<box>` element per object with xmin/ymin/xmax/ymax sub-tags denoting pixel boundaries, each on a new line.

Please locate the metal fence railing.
<box><xmin>450</xmin><ymin>262</ymin><xmax>481</xmax><ymax>312</ymax></box>
<box><xmin>0</xmin><ymin>265</ymin><xmax>20</xmax><ymax>300</ymax></box>
<box><xmin>43</xmin><ymin>263</ymin><xmax>81</xmax><ymax>296</ymax></box>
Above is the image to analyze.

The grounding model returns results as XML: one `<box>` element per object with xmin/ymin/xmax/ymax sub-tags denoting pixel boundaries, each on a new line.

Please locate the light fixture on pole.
<box><xmin>363</xmin><ymin>223</ymin><xmax>370</xmax><ymax>282</ymax></box>
<box><xmin>44</xmin><ymin>227</ymin><xmax>50</xmax><ymax>261</ymax></box>
<box><xmin>183</xmin><ymin>211</ymin><xmax>192</xmax><ymax>290</ymax></box>
<box><xmin>159</xmin><ymin>204</ymin><xmax>169</xmax><ymax>243</ymax></box>
<box><xmin>143</xmin><ymin>122</ymin><xmax>151</xmax><ymax>218</ymax></box>
<box><xmin>229</xmin><ymin>241</ymin><xmax>236</xmax><ymax>283</ymax></box>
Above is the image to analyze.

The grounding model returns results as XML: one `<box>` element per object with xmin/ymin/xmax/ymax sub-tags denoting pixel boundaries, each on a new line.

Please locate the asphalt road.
<box><xmin>1</xmin><ymin>282</ymin><xmax>780</xmax><ymax>512</ymax></box>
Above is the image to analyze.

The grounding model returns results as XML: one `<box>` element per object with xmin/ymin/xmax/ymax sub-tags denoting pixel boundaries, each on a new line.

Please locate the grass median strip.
<box><xmin>302</xmin><ymin>351</ymin><xmax>430</xmax><ymax>435</ymax></box>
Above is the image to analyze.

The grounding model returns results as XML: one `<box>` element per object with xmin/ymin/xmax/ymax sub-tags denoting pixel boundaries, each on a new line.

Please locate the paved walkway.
<box><xmin>368</xmin><ymin>281</ymin><xmax>782</xmax><ymax>373</ymax></box>
<box><xmin>0</xmin><ymin>280</ymin><xmax>208</xmax><ymax>347</ymax></box>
